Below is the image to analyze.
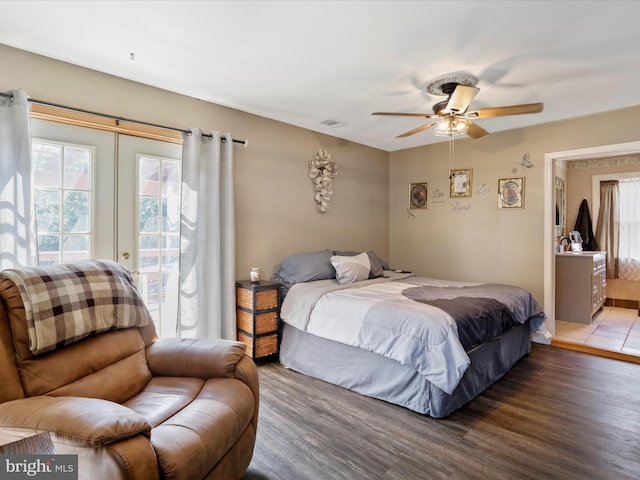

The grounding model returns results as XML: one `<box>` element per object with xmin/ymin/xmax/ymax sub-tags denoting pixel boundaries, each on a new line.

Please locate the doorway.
<box><xmin>544</xmin><ymin>141</ymin><xmax>640</xmax><ymax>360</ymax></box>
<box><xmin>30</xmin><ymin>119</ymin><xmax>182</xmax><ymax>338</ymax></box>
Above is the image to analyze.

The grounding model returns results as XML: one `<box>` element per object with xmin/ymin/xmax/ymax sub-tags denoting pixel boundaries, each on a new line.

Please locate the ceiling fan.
<box><xmin>372</xmin><ymin>74</ymin><xmax>543</xmax><ymax>139</ymax></box>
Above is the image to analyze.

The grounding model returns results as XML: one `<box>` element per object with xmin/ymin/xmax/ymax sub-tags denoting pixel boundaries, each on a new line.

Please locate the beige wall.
<box><xmin>389</xmin><ymin>106</ymin><xmax>640</xmax><ymax>307</ymax></box>
<box><xmin>3</xmin><ymin>43</ymin><xmax>640</xmax><ymax>316</ymax></box>
<box><xmin>0</xmin><ymin>44</ymin><xmax>389</xmax><ymax>280</ymax></box>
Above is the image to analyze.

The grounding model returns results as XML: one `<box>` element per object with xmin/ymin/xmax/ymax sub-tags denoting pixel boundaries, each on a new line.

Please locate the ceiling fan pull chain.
<box><xmin>449</xmin><ymin>135</ymin><xmax>455</xmax><ymax>171</ymax></box>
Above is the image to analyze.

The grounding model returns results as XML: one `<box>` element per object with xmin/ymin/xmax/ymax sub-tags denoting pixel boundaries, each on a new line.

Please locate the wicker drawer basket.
<box><xmin>238</xmin><ymin>332</ymin><xmax>278</xmax><ymax>358</ymax></box>
<box><xmin>236</xmin><ymin>287</ymin><xmax>278</xmax><ymax>311</ymax></box>
<box><xmin>237</xmin><ymin>309</ymin><xmax>278</xmax><ymax>335</ymax></box>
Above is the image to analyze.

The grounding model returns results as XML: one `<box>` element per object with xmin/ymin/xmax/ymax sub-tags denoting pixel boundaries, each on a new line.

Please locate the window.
<box><xmin>618</xmin><ymin>177</ymin><xmax>640</xmax><ymax>280</ymax></box>
<box><xmin>32</xmin><ymin>141</ymin><xmax>92</xmax><ymax>266</ymax></box>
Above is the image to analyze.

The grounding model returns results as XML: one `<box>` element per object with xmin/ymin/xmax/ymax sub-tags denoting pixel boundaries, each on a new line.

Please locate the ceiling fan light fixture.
<box><xmin>432</xmin><ymin>117</ymin><xmax>469</xmax><ymax>137</ymax></box>
<box><xmin>373</xmin><ymin>72</ymin><xmax>543</xmax><ymax>141</ymax></box>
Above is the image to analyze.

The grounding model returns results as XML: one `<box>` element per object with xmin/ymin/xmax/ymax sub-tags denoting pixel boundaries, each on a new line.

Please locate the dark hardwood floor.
<box><xmin>242</xmin><ymin>344</ymin><xmax>640</xmax><ymax>480</ymax></box>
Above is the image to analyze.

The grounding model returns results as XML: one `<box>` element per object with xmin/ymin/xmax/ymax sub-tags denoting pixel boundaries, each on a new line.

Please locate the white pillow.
<box><xmin>330</xmin><ymin>252</ymin><xmax>371</xmax><ymax>285</ymax></box>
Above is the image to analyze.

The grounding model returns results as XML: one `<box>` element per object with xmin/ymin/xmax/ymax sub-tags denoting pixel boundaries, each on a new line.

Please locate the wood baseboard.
<box><xmin>551</xmin><ymin>339</ymin><xmax>640</xmax><ymax>365</ymax></box>
<box><xmin>604</xmin><ymin>298</ymin><xmax>640</xmax><ymax>310</ymax></box>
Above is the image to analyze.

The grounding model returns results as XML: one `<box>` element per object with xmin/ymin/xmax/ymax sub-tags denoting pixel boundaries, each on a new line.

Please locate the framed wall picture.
<box><xmin>409</xmin><ymin>182</ymin><xmax>428</xmax><ymax>209</ymax></box>
<box><xmin>450</xmin><ymin>169</ymin><xmax>472</xmax><ymax>197</ymax></box>
<box><xmin>498</xmin><ymin>177</ymin><xmax>524</xmax><ymax>208</ymax></box>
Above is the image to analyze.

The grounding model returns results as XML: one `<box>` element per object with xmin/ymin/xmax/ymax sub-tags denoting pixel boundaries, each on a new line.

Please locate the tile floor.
<box><xmin>555</xmin><ymin>306</ymin><xmax>640</xmax><ymax>356</ymax></box>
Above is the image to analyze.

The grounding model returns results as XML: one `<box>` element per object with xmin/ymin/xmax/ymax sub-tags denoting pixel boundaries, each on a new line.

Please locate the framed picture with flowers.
<box><xmin>409</xmin><ymin>182</ymin><xmax>428</xmax><ymax>209</ymax></box>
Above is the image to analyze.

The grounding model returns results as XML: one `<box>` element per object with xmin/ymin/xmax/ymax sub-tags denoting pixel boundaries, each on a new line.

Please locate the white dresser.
<box><xmin>555</xmin><ymin>252</ymin><xmax>607</xmax><ymax>324</ymax></box>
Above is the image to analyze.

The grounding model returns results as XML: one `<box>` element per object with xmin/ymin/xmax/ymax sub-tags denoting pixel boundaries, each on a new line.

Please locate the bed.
<box><xmin>273</xmin><ymin>249</ymin><xmax>547</xmax><ymax>418</ymax></box>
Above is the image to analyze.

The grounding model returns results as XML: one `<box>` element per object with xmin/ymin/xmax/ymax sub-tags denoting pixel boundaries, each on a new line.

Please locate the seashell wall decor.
<box><xmin>308</xmin><ymin>148</ymin><xmax>337</xmax><ymax>213</ymax></box>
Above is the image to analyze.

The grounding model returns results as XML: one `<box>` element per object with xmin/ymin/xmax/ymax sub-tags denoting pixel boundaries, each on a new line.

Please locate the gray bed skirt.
<box><xmin>279</xmin><ymin>320</ymin><xmax>531</xmax><ymax>418</ymax></box>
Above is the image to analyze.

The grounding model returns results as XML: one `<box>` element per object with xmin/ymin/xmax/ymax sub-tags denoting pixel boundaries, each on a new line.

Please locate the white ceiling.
<box><xmin>2</xmin><ymin>1</ymin><xmax>640</xmax><ymax>152</ymax></box>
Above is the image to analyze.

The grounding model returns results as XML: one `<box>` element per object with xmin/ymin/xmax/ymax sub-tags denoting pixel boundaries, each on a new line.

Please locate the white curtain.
<box><xmin>0</xmin><ymin>89</ymin><xmax>38</xmax><ymax>270</ymax></box>
<box><xmin>178</xmin><ymin>130</ymin><xmax>236</xmax><ymax>339</ymax></box>
<box><xmin>618</xmin><ymin>178</ymin><xmax>640</xmax><ymax>281</ymax></box>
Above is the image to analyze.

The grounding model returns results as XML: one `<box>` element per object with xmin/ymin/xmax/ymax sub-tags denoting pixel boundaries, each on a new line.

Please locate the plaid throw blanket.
<box><xmin>0</xmin><ymin>260</ymin><xmax>151</xmax><ymax>355</ymax></box>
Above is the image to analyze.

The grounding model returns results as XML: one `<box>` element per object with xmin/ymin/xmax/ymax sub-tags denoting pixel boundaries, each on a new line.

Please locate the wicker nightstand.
<box><xmin>235</xmin><ymin>280</ymin><xmax>280</xmax><ymax>359</ymax></box>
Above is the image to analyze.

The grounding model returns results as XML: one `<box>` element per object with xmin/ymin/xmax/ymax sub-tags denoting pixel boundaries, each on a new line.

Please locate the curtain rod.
<box><xmin>0</xmin><ymin>91</ymin><xmax>248</xmax><ymax>147</ymax></box>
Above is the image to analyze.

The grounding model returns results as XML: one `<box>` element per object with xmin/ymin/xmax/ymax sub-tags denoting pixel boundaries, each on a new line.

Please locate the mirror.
<box><xmin>555</xmin><ymin>176</ymin><xmax>565</xmax><ymax>237</ymax></box>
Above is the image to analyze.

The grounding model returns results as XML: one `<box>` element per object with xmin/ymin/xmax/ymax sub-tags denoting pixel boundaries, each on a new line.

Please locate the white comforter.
<box><xmin>280</xmin><ymin>273</ymin><xmax>482</xmax><ymax>394</ymax></box>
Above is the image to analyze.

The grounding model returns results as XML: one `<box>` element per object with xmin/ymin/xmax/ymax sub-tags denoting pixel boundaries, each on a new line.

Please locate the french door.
<box><xmin>30</xmin><ymin>119</ymin><xmax>182</xmax><ymax>337</ymax></box>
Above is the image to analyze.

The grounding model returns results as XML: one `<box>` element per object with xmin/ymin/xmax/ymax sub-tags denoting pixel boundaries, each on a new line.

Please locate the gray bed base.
<box><xmin>279</xmin><ymin>320</ymin><xmax>531</xmax><ymax>418</ymax></box>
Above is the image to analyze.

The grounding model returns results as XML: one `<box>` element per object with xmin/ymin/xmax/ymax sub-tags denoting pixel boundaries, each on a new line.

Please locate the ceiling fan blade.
<box><xmin>441</xmin><ymin>85</ymin><xmax>480</xmax><ymax>114</ymax></box>
<box><xmin>396</xmin><ymin>122</ymin><xmax>436</xmax><ymax>138</ymax></box>
<box><xmin>372</xmin><ymin>112</ymin><xmax>438</xmax><ymax>118</ymax></box>
<box><xmin>466</xmin><ymin>121</ymin><xmax>490</xmax><ymax>139</ymax></box>
<box><xmin>467</xmin><ymin>102</ymin><xmax>544</xmax><ymax>119</ymax></box>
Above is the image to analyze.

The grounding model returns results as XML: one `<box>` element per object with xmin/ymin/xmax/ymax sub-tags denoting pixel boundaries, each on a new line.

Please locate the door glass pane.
<box><xmin>63</xmin><ymin>191</ymin><xmax>90</xmax><ymax>232</ymax></box>
<box><xmin>162</xmin><ymin>197</ymin><xmax>180</xmax><ymax>233</ymax></box>
<box><xmin>137</xmin><ymin>155</ymin><xmax>181</xmax><ymax>337</ymax></box>
<box><xmin>37</xmin><ymin>235</ymin><xmax>60</xmax><ymax>266</ymax></box>
<box><xmin>162</xmin><ymin>235</ymin><xmax>180</xmax><ymax>270</ymax></box>
<box><xmin>33</xmin><ymin>141</ymin><xmax>93</xmax><ymax>266</ymax></box>
<box><xmin>162</xmin><ymin>162</ymin><xmax>181</xmax><ymax>196</ymax></box>
<box><xmin>35</xmin><ymin>189</ymin><xmax>60</xmax><ymax>233</ymax></box>
<box><xmin>63</xmin><ymin>234</ymin><xmax>90</xmax><ymax>263</ymax></box>
<box><xmin>139</xmin><ymin>197</ymin><xmax>159</xmax><ymax>233</ymax></box>
<box><xmin>140</xmin><ymin>157</ymin><xmax>160</xmax><ymax>196</ymax></box>
<box><xmin>139</xmin><ymin>235</ymin><xmax>159</xmax><ymax>271</ymax></box>
<box><xmin>63</xmin><ymin>146</ymin><xmax>91</xmax><ymax>189</ymax></box>
<box><xmin>32</xmin><ymin>143</ymin><xmax>61</xmax><ymax>188</ymax></box>
<box><xmin>139</xmin><ymin>272</ymin><xmax>160</xmax><ymax>308</ymax></box>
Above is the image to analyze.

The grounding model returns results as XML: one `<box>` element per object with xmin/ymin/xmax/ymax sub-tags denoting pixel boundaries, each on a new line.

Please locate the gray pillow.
<box><xmin>366</xmin><ymin>252</ymin><xmax>385</xmax><ymax>278</ymax></box>
<box><xmin>272</xmin><ymin>249</ymin><xmax>336</xmax><ymax>287</ymax></box>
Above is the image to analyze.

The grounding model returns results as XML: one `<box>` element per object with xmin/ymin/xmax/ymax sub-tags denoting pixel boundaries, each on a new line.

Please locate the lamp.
<box><xmin>432</xmin><ymin>116</ymin><xmax>469</xmax><ymax>137</ymax></box>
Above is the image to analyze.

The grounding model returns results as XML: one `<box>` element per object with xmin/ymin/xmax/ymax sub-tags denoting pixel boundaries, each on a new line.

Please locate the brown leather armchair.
<box><xmin>0</xmin><ymin>262</ymin><xmax>259</xmax><ymax>480</ymax></box>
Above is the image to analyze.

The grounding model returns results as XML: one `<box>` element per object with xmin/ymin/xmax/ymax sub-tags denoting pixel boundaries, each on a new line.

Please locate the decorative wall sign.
<box><xmin>476</xmin><ymin>183</ymin><xmax>492</xmax><ymax>196</ymax></box>
<box><xmin>409</xmin><ymin>182</ymin><xmax>428</xmax><ymax>209</ymax></box>
<box><xmin>431</xmin><ymin>187</ymin><xmax>446</xmax><ymax>204</ymax></box>
<box><xmin>450</xmin><ymin>169</ymin><xmax>472</xmax><ymax>197</ymax></box>
<box><xmin>497</xmin><ymin>177</ymin><xmax>524</xmax><ymax>209</ymax></box>
<box><xmin>452</xmin><ymin>201</ymin><xmax>471</xmax><ymax>212</ymax></box>
<box><xmin>308</xmin><ymin>148</ymin><xmax>337</xmax><ymax>213</ymax></box>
